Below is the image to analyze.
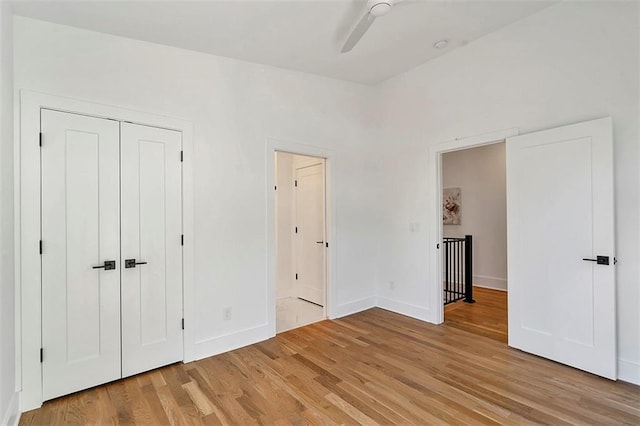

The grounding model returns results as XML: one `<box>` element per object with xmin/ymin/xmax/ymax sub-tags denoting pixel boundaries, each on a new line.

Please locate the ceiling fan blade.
<box><xmin>341</xmin><ymin>11</ymin><xmax>376</xmax><ymax>53</ymax></box>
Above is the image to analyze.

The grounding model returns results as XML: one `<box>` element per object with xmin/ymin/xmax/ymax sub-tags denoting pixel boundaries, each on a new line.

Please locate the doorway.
<box><xmin>40</xmin><ymin>109</ymin><xmax>183</xmax><ymax>401</ymax></box>
<box><xmin>19</xmin><ymin>91</ymin><xmax>195</xmax><ymax>410</ymax></box>
<box><xmin>274</xmin><ymin>151</ymin><xmax>327</xmax><ymax>333</ymax></box>
<box><xmin>440</xmin><ymin>142</ymin><xmax>507</xmax><ymax>343</ymax></box>
<box><xmin>428</xmin><ymin>118</ymin><xmax>616</xmax><ymax>380</ymax></box>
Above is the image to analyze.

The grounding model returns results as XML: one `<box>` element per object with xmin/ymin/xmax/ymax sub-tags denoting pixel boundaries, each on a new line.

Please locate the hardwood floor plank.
<box><xmin>140</xmin><ymin>383</ymin><xmax>171</xmax><ymax>425</ymax></box>
<box><xmin>182</xmin><ymin>381</ymin><xmax>216</xmax><ymax>417</ymax></box>
<box><xmin>21</xmin><ymin>293</ymin><xmax>640</xmax><ymax>425</ymax></box>
<box><xmin>324</xmin><ymin>392</ymin><xmax>380</xmax><ymax>425</ymax></box>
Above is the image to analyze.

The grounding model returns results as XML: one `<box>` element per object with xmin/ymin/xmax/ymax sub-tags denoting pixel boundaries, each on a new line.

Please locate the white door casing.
<box><xmin>41</xmin><ymin>110</ymin><xmax>121</xmax><ymax>400</ymax></box>
<box><xmin>506</xmin><ymin>117</ymin><xmax>616</xmax><ymax>379</ymax></box>
<box><xmin>295</xmin><ymin>162</ymin><xmax>326</xmax><ymax>306</ymax></box>
<box><xmin>19</xmin><ymin>91</ymin><xmax>194</xmax><ymax>411</ymax></box>
<box><xmin>120</xmin><ymin>123</ymin><xmax>184</xmax><ymax>377</ymax></box>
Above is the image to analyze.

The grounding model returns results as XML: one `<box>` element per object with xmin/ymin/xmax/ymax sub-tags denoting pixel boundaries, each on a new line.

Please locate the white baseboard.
<box><xmin>192</xmin><ymin>323</ymin><xmax>273</xmax><ymax>361</ymax></box>
<box><xmin>377</xmin><ymin>297</ymin><xmax>431</xmax><ymax>322</ymax></box>
<box><xmin>618</xmin><ymin>358</ymin><xmax>640</xmax><ymax>385</ymax></box>
<box><xmin>473</xmin><ymin>284</ymin><xmax>507</xmax><ymax>292</ymax></box>
<box><xmin>473</xmin><ymin>275</ymin><xmax>507</xmax><ymax>291</ymax></box>
<box><xmin>1</xmin><ymin>392</ymin><xmax>20</xmax><ymax>426</ymax></box>
<box><xmin>330</xmin><ymin>296</ymin><xmax>376</xmax><ymax>319</ymax></box>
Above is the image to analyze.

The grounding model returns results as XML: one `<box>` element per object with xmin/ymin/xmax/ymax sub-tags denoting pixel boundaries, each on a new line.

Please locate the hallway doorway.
<box><xmin>440</xmin><ymin>142</ymin><xmax>508</xmax><ymax>338</ymax></box>
<box><xmin>274</xmin><ymin>151</ymin><xmax>327</xmax><ymax>333</ymax></box>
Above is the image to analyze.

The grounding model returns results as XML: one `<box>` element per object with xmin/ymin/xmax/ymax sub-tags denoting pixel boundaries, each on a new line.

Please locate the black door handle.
<box><xmin>93</xmin><ymin>260</ymin><xmax>116</xmax><ymax>270</ymax></box>
<box><xmin>125</xmin><ymin>258</ymin><xmax>148</xmax><ymax>269</ymax></box>
<box><xmin>316</xmin><ymin>241</ymin><xmax>324</xmax><ymax>244</ymax></box>
<box><xmin>582</xmin><ymin>256</ymin><xmax>610</xmax><ymax>265</ymax></box>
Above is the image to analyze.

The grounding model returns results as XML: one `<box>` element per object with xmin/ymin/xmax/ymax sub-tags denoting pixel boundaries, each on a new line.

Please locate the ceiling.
<box><xmin>11</xmin><ymin>0</ymin><xmax>556</xmax><ymax>85</ymax></box>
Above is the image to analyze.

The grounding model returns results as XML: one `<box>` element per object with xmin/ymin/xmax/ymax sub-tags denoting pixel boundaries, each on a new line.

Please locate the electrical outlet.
<box><xmin>223</xmin><ymin>307</ymin><xmax>232</xmax><ymax>321</ymax></box>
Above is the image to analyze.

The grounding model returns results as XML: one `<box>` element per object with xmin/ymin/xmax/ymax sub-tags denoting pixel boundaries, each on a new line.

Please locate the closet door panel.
<box><xmin>41</xmin><ymin>110</ymin><xmax>121</xmax><ymax>401</ymax></box>
<box><xmin>121</xmin><ymin>123</ymin><xmax>183</xmax><ymax>377</ymax></box>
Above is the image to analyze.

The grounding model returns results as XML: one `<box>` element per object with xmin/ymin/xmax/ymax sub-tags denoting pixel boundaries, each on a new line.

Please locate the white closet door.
<box><xmin>295</xmin><ymin>163</ymin><xmax>326</xmax><ymax>306</ymax></box>
<box><xmin>120</xmin><ymin>122</ymin><xmax>183</xmax><ymax>377</ymax></box>
<box><xmin>41</xmin><ymin>110</ymin><xmax>121</xmax><ymax>401</ymax></box>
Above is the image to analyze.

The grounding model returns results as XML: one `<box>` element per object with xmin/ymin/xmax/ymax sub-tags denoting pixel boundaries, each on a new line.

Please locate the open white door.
<box><xmin>41</xmin><ymin>110</ymin><xmax>121</xmax><ymax>400</ymax></box>
<box><xmin>121</xmin><ymin>123</ymin><xmax>183</xmax><ymax>377</ymax></box>
<box><xmin>506</xmin><ymin>117</ymin><xmax>616</xmax><ymax>379</ymax></box>
<box><xmin>295</xmin><ymin>162</ymin><xmax>326</xmax><ymax>306</ymax></box>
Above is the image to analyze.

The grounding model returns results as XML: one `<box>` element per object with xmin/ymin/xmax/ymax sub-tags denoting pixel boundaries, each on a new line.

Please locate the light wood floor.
<box><xmin>445</xmin><ymin>287</ymin><xmax>508</xmax><ymax>344</ymax></box>
<box><xmin>21</xmin><ymin>294</ymin><xmax>639</xmax><ymax>425</ymax></box>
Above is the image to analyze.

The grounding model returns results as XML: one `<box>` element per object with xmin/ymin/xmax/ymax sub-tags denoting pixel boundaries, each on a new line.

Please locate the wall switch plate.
<box><xmin>223</xmin><ymin>307</ymin><xmax>232</xmax><ymax>320</ymax></box>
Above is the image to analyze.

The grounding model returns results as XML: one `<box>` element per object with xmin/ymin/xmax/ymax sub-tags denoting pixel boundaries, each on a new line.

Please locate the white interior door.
<box><xmin>120</xmin><ymin>122</ymin><xmax>183</xmax><ymax>377</ymax></box>
<box><xmin>506</xmin><ymin>117</ymin><xmax>616</xmax><ymax>379</ymax></box>
<box><xmin>295</xmin><ymin>163</ymin><xmax>326</xmax><ymax>306</ymax></box>
<box><xmin>41</xmin><ymin>110</ymin><xmax>121</xmax><ymax>400</ymax></box>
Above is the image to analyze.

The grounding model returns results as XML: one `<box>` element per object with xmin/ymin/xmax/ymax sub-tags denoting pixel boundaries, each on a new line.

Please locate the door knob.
<box><xmin>125</xmin><ymin>258</ymin><xmax>148</xmax><ymax>268</ymax></box>
<box><xmin>582</xmin><ymin>256</ymin><xmax>610</xmax><ymax>265</ymax></box>
<box><xmin>92</xmin><ymin>260</ymin><xmax>116</xmax><ymax>270</ymax></box>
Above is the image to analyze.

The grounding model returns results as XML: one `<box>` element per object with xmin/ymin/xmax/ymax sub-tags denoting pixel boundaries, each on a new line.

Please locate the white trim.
<box><xmin>617</xmin><ymin>358</ymin><xmax>640</xmax><ymax>385</ymax></box>
<box><xmin>377</xmin><ymin>297</ymin><xmax>431</xmax><ymax>322</ymax></box>
<box><xmin>17</xmin><ymin>90</ymin><xmax>195</xmax><ymax>411</ymax></box>
<box><xmin>266</xmin><ymin>138</ymin><xmax>337</xmax><ymax>335</ymax></box>
<box><xmin>473</xmin><ymin>275</ymin><xmax>507</xmax><ymax>291</ymax></box>
<box><xmin>427</xmin><ymin>127</ymin><xmax>519</xmax><ymax>325</ymax></box>
<box><xmin>192</xmin><ymin>323</ymin><xmax>272</xmax><ymax>361</ymax></box>
<box><xmin>331</xmin><ymin>297</ymin><xmax>377</xmax><ymax>319</ymax></box>
<box><xmin>473</xmin><ymin>284</ymin><xmax>508</xmax><ymax>292</ymax></box>
<box><xmin>1</xmin><ymin>392</ymin><xmax>20</xmax><ymax>426</ymax></box>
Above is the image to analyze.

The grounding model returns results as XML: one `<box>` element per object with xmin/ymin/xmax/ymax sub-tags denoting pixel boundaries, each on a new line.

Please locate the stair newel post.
<box><xmin>464</xmin><ymin>234</ymin><xmax>475</xmax><ymax>303</ymax></box>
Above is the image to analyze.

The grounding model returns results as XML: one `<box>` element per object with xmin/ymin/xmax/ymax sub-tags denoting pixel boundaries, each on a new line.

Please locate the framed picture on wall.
<box><xmin>443</xmin><ymin>187</ymin><xmax>461</xmax><ymax>225</ymax></box>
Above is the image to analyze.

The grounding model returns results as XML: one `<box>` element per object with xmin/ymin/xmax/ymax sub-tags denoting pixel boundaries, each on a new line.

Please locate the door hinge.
<box><xmin>181</xmin><ymin>318</ymin><xmax>184</xmax><ymax>330</ymax></box>
<box><xmin>295</xmin><ymin>273</ymin><xmax>298</xmax><ymax>280</ymax></box>
<box><xmin>295</xmin><ymin>227</ymin><xmax>298</xmax><ymax>234</ymax></box>
<box><xmin>181</xmin><ymin>235</ymin><xmax>184</xmax><ymax>246</ymax></box>
<box><xmin>39</xmin><ymin>132</ymin><xmax>43</xmax><ymax>147</ymax></box>
<box><xmin>274</xmin><ymin>186</ymin><xmax>277</xmax><ymax>191</ymax></box>
<box><xmin>325</xmin><ymin>242</ymin><xmax>328</xmax><ymax>248</ymax></box>
<box><xmin>294</xmin><ymin>180</ymin><xmax>297</xmax><ymax>187</ymax></box>
<box><xmin>180</xmin><ymin>151</ymin><xmax>183</xmax><ymax>162</ymax></box>
<box><xmin>40</xmin><ymin>348</ymin><xmax>43</xmax><ymax>363</ymax></box>
<box><xmin>39</xmin><ymin>240</ymin><xmax>43</xmax><ymax>255</ymax></box>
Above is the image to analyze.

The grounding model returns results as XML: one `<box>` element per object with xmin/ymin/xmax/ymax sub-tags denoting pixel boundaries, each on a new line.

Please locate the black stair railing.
<box><xmin>443</xmin><ymin>234</ymin><xmax>475</xmax><ymax>305</ymax></box>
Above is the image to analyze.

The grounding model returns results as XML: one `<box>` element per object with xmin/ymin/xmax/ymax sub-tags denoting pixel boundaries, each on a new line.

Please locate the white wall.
<box><xmin>375</xmin><ymin>1</ymin><xmax>639</xmax><ymax>383</ymax></box>
<box><xmin>443</xmin><ymin>143</ymin><xmax>507</xmax><ymax>290</ymax></box>
<box><xmin>275</xmin><ymin>152</ymin><xmax>294</xmax><ymax>299</ymax></box>
<box><xmin>0</xmin><ymin>2</ymin><xmax>18</xmax><ymax>425</ymax></box>
<box><xmin>14</xmin><ymin>16</ymin><xmax>382</xmax><ymax>366</ymax></box>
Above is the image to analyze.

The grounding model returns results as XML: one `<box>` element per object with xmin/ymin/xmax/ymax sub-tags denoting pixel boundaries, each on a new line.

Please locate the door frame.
<box><xmin>16</xmin><ymin>90</ymin><xmax>195</xmax><ymax>411</ymax></box>
<box><xmin>426</xmin><ymin>127</ymin><xmax>519</xmax><ymax>324</ymax></box>
<box><xmin>266</xmin><ymin>138</ymin><xmax>335</xmax><ymax>336</ymax></box>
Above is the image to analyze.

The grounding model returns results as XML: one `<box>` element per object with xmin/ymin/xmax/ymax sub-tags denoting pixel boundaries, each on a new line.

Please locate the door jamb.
<box><xmin>266</xmin><ymin>138</ymin><xmax>335</xmax><ymax>336</ymax></box>
<box><xmin>16</xmin><ymin>90</ymin><xmax>195</xmax><ymax>411</ymax></box>
<box><xmin>426</xmin><ymin>127</ymin><xmax>518</xmax><ymax>324</ymax></box>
